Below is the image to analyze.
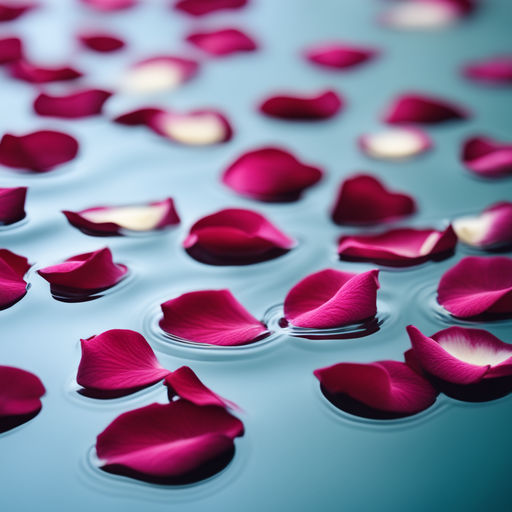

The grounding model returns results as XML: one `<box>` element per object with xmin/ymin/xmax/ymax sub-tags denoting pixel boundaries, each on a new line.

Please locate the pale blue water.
<box><xmin>1</xmin><ymin>0</ymin><xmax>512</xmax><ymax>510</ymax></box>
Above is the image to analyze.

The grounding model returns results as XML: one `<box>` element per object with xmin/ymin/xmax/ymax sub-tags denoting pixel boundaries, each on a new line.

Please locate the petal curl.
<box><xmin>174</xmin><ymin>0</ymin><xmax>248</xmax><ymax>16</ymax></box>
<box><xmin>0</xmin><ymin>37</ymin><xmax>22</xmax><ymax>63</ymax></box>
<box><xmin>0</xmin><ymin>249</ymin><xmax>30</xmax><ymax>309</ymax></box>
<box><xmin>9</xmin><ymin>59</ymin><xmax>82</xmax><ymax>83</ymax></box>
<box><xmin>186</xmin><ymin>28</ymin><xmax>257</xmax><ymax>56</ymax></box>
<box><xmin>304</xmin><ymin>42</ymin><xmax>378</xmax><ymax>70</ymax></box>
<box><xmin>78</xmin><ymin>32</ymin><xmax>126</xmax><ymax>53</ymax></box>
<box><xmin>358</xmin><ymin>127</ymin><xmax>431</xmax><ymax>160</ymax></box>
<box><xmin>463</xmin><ymin>55</ymin><xmax>512</xmax><ymax>85</ymax></box>
<box><xmin>34</xmin><ymin>89</ymin><xmax>112</xmax><ymax>118</ymax></box>
<box><xmin>0</xmin><ymin>186</ymin><xmax>26</xmax><ymax>225</ymax></box>
<box><xmin>461</xmin><ymin>136</ymin><xmax>512</xmax><ymax>178</ymax></box>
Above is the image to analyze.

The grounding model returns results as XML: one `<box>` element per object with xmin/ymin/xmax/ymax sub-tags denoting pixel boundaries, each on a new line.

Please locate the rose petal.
<box><xmin>160</xmin><ymin>289</ymin><xmax>267</xmax><ymax>346</ymax></box>
<box><xmin>284</xmin><ymin>268</ymin><xmax>380</xmax><ymax>329</ymax></box>
<box><xmin>384</xmin><ymin>92</ymin><xmax>469</xmax><ymax>124</ymax></box>
<box><xmin>0</xmin><ymin>249</ymin><xmax>30</xmax><ymax>310</ymax></box>
<box><xmin>304</xmin><ymin>43</ymin><xmax>378</xmax><ymax>70</ymax></box>
<box><xmin>0</xmin><ymin>130</ymin><xmax>79</xmax><ymax>173</ymax></box>
<box><xmin>9</xmin><ymin>59</ymin><xmax>82</xmax><ymax>83</ymax></box>
<box><xmin>186</xmin><ymin>28</ymin><xmax>257</xmax><ymax>56</ymax></box>
<box><xmin>0</xmin><ymin>37</ymin><xmax>22</xmax><ymax>63</ymax></box>
<box><xmin>78</xmin><ymin>32</ymin><xmax>126</xmax><ymax>53</ymax></box>
<box><xmin>113</xmin><ymin>107</ymin><xmax>163</xmax><ymax>126</ymax></box>
<box><xmin>338</xmin><ymin>226</ymin><xmax>457</xmax><ymax>266</ymax></box>
<box><xmin>437</xmin><ymin>256</ymin><xmax>512</xmax><ymax>318</ymax></box>
<box><xmin>314</xmin><ymin>360</ymin><xmax>437</xmax><ymax>417</ymax></box>
<box><xmin>63</xmin><ymin>198</ymin><xmax>180</xmax><ymax>236</ymax></box>
<box><xmin>259</xmin><ymin>89</ymin><xmax>342</xmax><ymax>120</ymax></box>
<box><xmin>80</xmin><ymin>0</ymin><xmax>136</xmax><ymax>11</ymax></box>
<box><xmin>183</xmin><ymin>208</ymin><xmax>295</xmax><ymax>265</ymax></box>
<box><xmin>34</xmin><ymin>89</ymin><xmax>112</xmax><ymax>119</ymax></box>
<box><xmin>453</xmin><ymin>202</ymin><xmax>512</xmax><ymax>249</ymax></box>
<box><xmin>222</xmin><ymin>146</ymin><xmax>323</xmax><ymax>202</ymax></box>
<box><xmin>96</xmin><ymin>401</ymin><xmax>243</xmax><ymax>482</ymax></box>
<box><xmin>358</xmin><ymin>127</ymin><xmax>431</xmax><ymax>160</ymax></box>
<box><xmin>0</xmin><ymin>2</ymin><xmax>37</xmax><ymax>22</ymax></box>
<box><xmin>331</xmin><ymin>174</ymin><xmax>417</xmax><ymax>225</ymax></box>
<box><xmin>174</xmin><ymin>0</ymin><xmax>248</xmax><ymax>16</ymax></box>
<box><xmin>0</xmin><ymin>186</ymin><xmax>26</xmax><ymax>225</ymax></box>
<box><xmin>407</xmin><ymin>325</ymin><xmax>512</xmax><ymax>385</ymax></box>
<box><xmin>463</xmin><ymin>55</ymin><xmax>512</xmax><ymax>85</ymax></box>
<box><xmin>461</xmin><ymin>135</ymin><xmax>512</xmax><ymax>178</ymax></box>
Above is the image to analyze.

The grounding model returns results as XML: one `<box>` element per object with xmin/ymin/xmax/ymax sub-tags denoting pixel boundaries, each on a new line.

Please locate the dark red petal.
<box><xmin>463</xmin><ymin>55</ymin><xmax>512</xmax><ymax>85</ymax></box>
<box><xmin>186</xmin><ymin>28</ymin><xmax>257</xmax><ymax>56</ymax></box>
<box><xmin>259</xmin><ymin>89</ymin><xmax>342</xmax><ymax>120</ymax></box>
<box><xmin>222</xmin><ymin>146</ymin><xmax>322</xmax><ymax>202</ymax></box>
<box><xmin>160</xmin><ymin>289</ymin><xmax>267</xmax><ymax>346</ymax></box>
<box><xmin>331</xmin><ymin>174</ymin><xmax>416</xmax><ymax>225</ymax></box>
<box><xmin>113</xmin><ymin>107</ymin><xmax>163</xmax><ymax>126</ymax></box>
<box><xmin>0</xmin><ymin>37</ymin><xmax>22</xmax><ymax>63</ymax></box>
<box><xmin>0</xmin><ymin>130</ymin><xmax>79</xmax><ymax>173</ymax></box>
<box><xmin>9</xmin><ymin>59</ymin><xmax>82</xmax><ymax>83</ymax></box>
<box><xmin>0</xmin><ymin>186</ymin><xmax>26</xmax><ymax>225</ymax></box>
<box><xmin>174</xmin><ymin>0</ymin><xmax>248</xmax><ymax>16</ymax></box>
<box><xmin>80</xmin><ymin>0</ymin><xmax>136</xmax><ymax>11</ymax></box>
<box><xmin>304</xmin><ymin>43</ymin><xmax>378</xmax><ymax>70</ymax></box>
<box><xmin>0</xmin><ymin>249</ymin><xmax>30</xmax><ymax>309</ymax></box>
<box><xmin>0</xmin><ymin>2</ymin><xmax>37</xmax><ymax>22</ymax></box>
<box><xmin>78</xmin><ymin>32</ymin><xmax>126</xmax><ymax>53</ymax></box>
<box><xmin>461</xmin><ymin>136</ymin><xmax>512</xmax><ymax>178</ymax></box>
<box><xmin>0</xmin><ymin>366</ymin><xmax>45</xmax><ymax>419</ymax></box>
<box><xmin>34</xmin><ymin>89</ymin><xmax>112</xmax><ymax>119</ymax></box>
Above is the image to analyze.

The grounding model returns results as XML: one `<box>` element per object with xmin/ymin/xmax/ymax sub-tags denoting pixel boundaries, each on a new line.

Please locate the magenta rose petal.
<box><xmin>304</xmin><ymin>43</ymin><xmax>378</xmax><ymax>70</ymax></box>
<box><xmin>78</xmin><ymin>32</ymin><xmax>126</xmax><ymax>53</ymax></box>
<box><xmin>384</xmin><ymin>93</ymin><xmax>469</xmax><ymax>124</ymax></box>
<box><xmin>358</xmin><ymin>127</ymin><xmax>431</xmax><ymax>160</ymax></box>
<box><xmin>96</xmin><ymin>401</ymin><xmax>243</xmax><ymax>484</ymax></box>
<box><xmin>283</xmin><ymin>268</ymin><xmax>380</xmax><ymax>329</ymax></box>
<box><xmin>331</xmin><ymin>174</ymin><xmax>416</xmax><ymax>226</ymax></box>
<box><xmin>80</xmin><ymin>0</ymin><xmax>136</xmax><ymax>11</ymax></box>
<box><xmin>0</xmin><ymin>249</ymin><xmax>30</xmax><ymax>310</ymax></box>
<box><xmin>0</xmin><ymin>2</ymin><xmax>37</xmax><ymax>22</ymax></box>
<box><xmin>113</xmin><ymin>107</ymin><xmax>163</xmax><ymax>126</ymax></box>
<box><xmin>160</xmin><ymin>289</ymin><xmax>268</xmax><ymax>346</ymax></box>
<box><xmin>314</xmin><ymin>360</ymin><xmax>438</xmax><ymax>419</ymax></box>
<box><xmin>437</xmin><ymin>256</ymin><xmax>512</xmax><ymax>318</ymax></box>
<box><xmin>9</xmin><ymin>59</ymin><xmax>82</xmax><ymax>83</ymax></box>
<box><xmin>461</xmin><ymin>136</ymin><xmax>512</xmax><ymax>178</ymax></box>
<box><xmin>0</xmin><ymin>186</ymin><xmax>26</xmax><ymax>225</ymax></box>
<box><xmin>186</xmin><ymin>28</ymin><xmax>257</xmax><ymax>57</ymax></box>
<box><xmin>222</xmin><ymin>147</ymin><xmax>323</xmax><ymax>202</ymax></box>
<box><xmin>453</xmin><ymin>202</ymin><xmax>512</xmax><ymax>249</ymax></box>
<box><xmin>259</xmin><ymin>90</ymin><xmax>342</xmax><ymax>121</ymax></box>
<box><xmin>63</xmin><ymin>198</ymin><xmax>180</xmax><ymax>236</ymax></box>
<box><xmin>338</xmin><ymin>226</ymin><xmax>457</xmax><ymax>266</ymax></box>
<box><xmin>0</xmin><ymin>130</ymin><xmax>79</xmax><ymax>173</ymax></box>
<box><xmin>183</xmin><ymin>208</ymin><xmax>295</xmax><ymax>265</ymax></box>
<box><xmin>34</xmin><ymin>89</ymin><xmax>113</xmax><ymax>119</ymax></box>
<box><xmin>174</xmin><ymin>0</ymin><xmax>248</xmax><ymax>16</ymax></box>
<box><xmin>37</xmin><ymin>247</ymin><xmax>128</xmax><ymax>301</ymax></box>
<box><xmin>0</xmin><ymin>37</ymin><xmax>22</xmax><ymax>63</ymax></box>
<box><xmin>463</xmin><ymin>55</ymin><xmax>512</xmax><ymax>85</ymax></box>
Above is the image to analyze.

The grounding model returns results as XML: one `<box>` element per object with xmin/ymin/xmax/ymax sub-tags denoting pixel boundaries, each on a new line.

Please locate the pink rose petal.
<box><xmin>174</xmin><ymin>0</ymin><xmax>248</xmax><ymax>16</ymax></box>
<box><xmin>0</xmin><ymin>249</ymin><xmax>30</xmax><ymax>310</ymax></box>
<box><xmin>80</xmin><ymin>0</ymin><xmax>136</xmax><ymax>11</ymax></box>
<box><xmin>183</xmin><ymin>208</ymin><xmax>295</xmax><ymax>265</ymax></box>
<box><xmin>384</xmin><ymin>92</ymin><xmax>469</xmax><ymax>124</ymax></box>
<box><xmin>437</xmin><ymin>256</ymin><xmax>512</xmax><ymax>318</ymax></box>
<box><xmin>463</xmin><ymin>55</ymin><xmax>512</xmax><ymax>85</ymax></box>
<box><xmin>96</xmin><ymin>401</ymin><xmax>243</xmax><ymax>483</ymax></box>
<box><xmin>338</xmin><ymin>226</ymin><xmax>457</xmax><ymax>266</ymax></box>
<box><xmin>331</xmin><ymin>174</ymin><xmax>416</xmax><ymax>225</ymax></box>
<box><xmin>0</xmin><ymin>37</ymin><xmax>22</xmax><ymax>63</ymax></box>
<box><xmin>358</xmin><ymin>127</ymin><xmax>431</xmax><ymax>160</ymax></box>
<box><xmin>259</xmin><ymin>89</ymin><xmax>342</xmax><ymax>120</ymax></box>
<box><xmin>0</xmin><ymin>130</ymin><xmax>79</xmax><ymax>173</ymax></box>
<box><xmin>0</xmin><ymin>2</ymin><xmax>37</xmax><ymax>22</ymax></box>
<box><xmin>9</xmin><ymin>59</ymin><xmax>82</xmax><ymax>83</ymax></box>
<box><xmin>0</xmin><ymin>186</ymin><xmax>26</xmax><ymax>225</ymax></box>
<box><xmin>186</xmin><ymin>28</ymin><xmax>257</xmax><ymax>57</ymax></box>
<box><xmin>78</xmin><ymin>32</ymin><xmax>126</xmax><ymax>53</ymax></box>
<box><xmin>63</xmin><ymin>198</ymin><xmax>180</xmax><ymax>236</ymax></box>
<box><xmin>222</xmin><ymin>146</ymin><xmax>322</xmax><ymax>202</ymax></box>
<box><xmin>160</xmin><ymin>289</ymin><xmax>268</xmax><ymax>346</ymax></box>
<box><xmin>314</xmin><ymin>360</ymin><xmax>437</xmax><ymax>418</ymax></box>
<box><xmin>33</xmin><ymin>89</ymin><xmax>112</xmax><ymax>118</ymax></box>
<box><xmin>453</xmin><ymin>202</ymin><xmax>512</xmax><ymax>249</ymax></box>
<box><xmin>304</xmin><ymin>42</ymin><xmax>378</xmax><ymax>70</ymax></box>
<box><xmin>284</xmin><ymin>268</ymin><xmax>380</xmax><ymax>329</ymax></box>
<box><xmin>461</xmin><ymin>135</ymin><xmax>512</xmax><ymax>178</ymax></box>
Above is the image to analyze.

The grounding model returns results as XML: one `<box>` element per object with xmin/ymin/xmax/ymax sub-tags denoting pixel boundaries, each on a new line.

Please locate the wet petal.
<box><xmin>284</xmin><ymin>268</ymin><xmax>380</xmax><ymax>329</ymax></box>
<box><xmin>78</xmin><ymin>31</ymin><xmax>126</xmax><ymax>53</ymax></box>
<box><xmin>186</xmin><ymin>28</ymin><xmax>257</xmax><ymax>56</ymax></box>
<box><xmin>9</xmin><ymin>59</ymin><xmax>82</xmax><ymax>83</ymax></box>
<box><xmin>314</xmin><ymin>360</ymin><xmax>437</xmax><ymax>417</ymax></box>
<box><xmin>96</xmin><ymin>401</ymin><xmax>243</xmax><ymax>483</ymax></box>
<box><xmin>0</xmin><ymin>186</ymin><xmax>26</xmax><ymax>225</ymax></box>
<box><xmin>437</xmin><ymin>256</ymin><xmax>512</xmax><ymax>318</ymax></box>
<box><xmin>63</xmin><ymin>198</ymin><xmax>180</xmax><ymax>236</ymax></box>
<box><xmin>0</xmin><ymin>2</ymin><xmax>37</xmax><ymax>22</ymax></box>
<box><xmin>0</xmin><ymin>130</ymin><xmax>79</xmax><ymax>173</ymax></box>
<box><xmin>174</xmin><ymin>0</ymin><xmax>248</xmax><ymax>16</ymax></box>
<box><xmin>358</xmin><ymin>127</ymin><xmax>431</xmax><ymax>160</ymax></box>
<box><xmin>222</xmin><ymin>146</ymin><xmax>322</xmax><ymax>202</ymax></box>
<box><xmin>338</xmin><ymin>226</ymin><xmax>457</xmax><ymax>266</ymax></box>
<box><xmin>461</xmin><ymin>135</ymin><xmax>512</xmax><ymax>178</ymax></box>
<box><xmin>0</xmin><ymin>249</ymin><xmax>30</xmax><ymax>310</ymax></box>
<box><xmin>80</xmin><ymin>0</ymin><xmax>136</xmax><ymax>11</ymax></box>
<box><xmin>160</xmin><ymin>289</ymin><xmax>267</xmax><ymax>346</ymax></box>
<box><xmin>183</xmin><ymin>208</ymin><xmax>295</xmax><ymax>265</ymax></box>
<box><xmin>34</xmin><ymin>89</ymin><xmax>112</xmax><ymax>118</ymax></box>
<box><xmin>0</xmin><ymin>37</ymin><xmax>22</xmax><ymax>63</ymax></box>
<box><xmin>463</xmin><ymin>55</ymin><xmax>512</xmax><ymax>85</ymax></box>
<box><xmin>331</xmin><ymin>174</ymin><xmax>417</xmax><ymax>225</ymax></box>
<box><xmin>384</xmin><ymin>92</ymin><xmax>469</xmax><ymax>124</ymax></box>
<box><xmin>304</xmin><ymin>42</ymin><xmax>378</xmax><ymax>70</ymax></box>
<box><xmin>259</xmin><ymin>89</ymin><xmax>342</xmax><ymax>120</ymax></box>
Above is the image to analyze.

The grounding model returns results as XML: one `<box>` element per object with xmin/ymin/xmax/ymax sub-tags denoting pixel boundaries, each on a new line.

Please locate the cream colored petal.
<box><xmin>362</xmin><ymin>129</ymin><xmax>427</xmax><ymax>160</ymax></box>
<box><xmin>162</xmin><ymin>115</ymin><xmax>226</xmax><ymax>145</ymax></box>
<box><xmin>121</xmin><ymin>63</ymin><xmax>183</xmax><ymax>93</ymax></box>
<box><xmin>83</xmin><ymin>204</ymin><xmax>167</xmax><ymax>231</ymax></box>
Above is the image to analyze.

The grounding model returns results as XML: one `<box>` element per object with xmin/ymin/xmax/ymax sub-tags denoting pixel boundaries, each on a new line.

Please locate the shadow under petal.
<box><xmin>184</xmin><ymin>246</ymin><xmax>290</xmax><ymax>266</ymax></box>
<box><xmin>0</xmin><ymin>409</ymin><xmax>41</xmax><ymax>434</ymax></box>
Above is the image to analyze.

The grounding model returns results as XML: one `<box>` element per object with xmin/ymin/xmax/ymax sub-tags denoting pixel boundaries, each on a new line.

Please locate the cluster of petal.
<box><xmin>461</xmin><ymin>136</ymin><xmax>512</xmax><ymax>178</ymax></box>
<box><xmin>284</xmin><ymin>268</ymin><xmax>380</xmax><ymax>329</ymax></box>
<box><xmin>78</xmin><ymin>32</ymin><xmax>126</xmax><ymax>53</ymax></box>
<box><xmin>174</xmin><ymin>0</ymin><xmax>248</xmax><ymax>16</ymax></box>
<box><xmin>34</xmin><ymin>89</ymin><xmax>112</xmax><ymax>118</ymax></box>
<box><xmin>304</xmin><ymin>42</ymin><xmax>378</xmax><ymax>70</ymax></box>
<box><xmin>160</xmin><ymin>289</ymin><xmax>267</xmax><ymax>346</ymax></box>
<box><xmin>183</xmin><ymin>208</ymin><xmax>295</xmax><ymax>265</ymax></box>
<box><xmin>9</xmin><ymin>59</ymin><xmax>82</xmax><ymax>83</ymax></box>
<box><xmin>463</xmin><ymin>55</ymin><xmax>512</xmax><ymax>85</ymax></box>
<box><xmin>0</xmin><ymin>2</ymin><xmax>37</xmax><ymax>22</ymax></box>
<box><xmin>0</xmin><ymin>186</ymin><xmax>26</xmax><ymax>225</ymax></box>
<box><xmin>0</xmin><ymin>130</ymin><xmax>79</xmax><ymax>173</ymax></box>
<box><xmin>259</xmin><ymin>90</ymin><xmax>342</xmax><ymax>120</ymax></box>
<box><xmin>63</xmin><ymin>198</ymin><xmax>179</xmax><ymax>236</ymax></box>
<box><xmin>0</xmin><ymin>249</ymin><xmax>30</xmax><ymax>310</ymax></box>
<box><xmin>222</xmin><ymin>147</ymin><xmax>322</xmax><ymax>202</ymax></box>
<box><xmin>358</xmin><ymin>127</ymin><xmax>431</xmax><ymax>160</ymax></box>
<box><xmin>437</xmin><ymin>256</ymin><xmax>512</xmax><ymax>318</ymax></box>
<box><xmin>80</xmin><ymin>0</ymin><xmax>136</xmax><ymax>11</ymax></box>
<box><xmin>331</xmin><ymin>174</ymin><xmax>416</xmax><ymax>225</ymax></box>
<box><xmin>186</xmin><ymin>28</ymin><xmax>257</xmax><ymax>56</ymax></box>
<box><xmin>384</xmin><ymin>93</ymin><xmax>468</xmax><ymax>124</ymax></box>
<box><xmin>453</xmin><ymin>202</ymin><xmax>512</xmax><ymax>249</ymax></box>
<box><xmin>0</xmin><ymin>37</ymin><xmax>22</xmax><ymax>63</ymax></box>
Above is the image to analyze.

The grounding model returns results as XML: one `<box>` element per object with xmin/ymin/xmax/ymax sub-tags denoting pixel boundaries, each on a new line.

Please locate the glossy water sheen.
<box><xmin>1</xmin><ymin>0</ymin><xmax>512</xmax><ymax>511</ymax></box>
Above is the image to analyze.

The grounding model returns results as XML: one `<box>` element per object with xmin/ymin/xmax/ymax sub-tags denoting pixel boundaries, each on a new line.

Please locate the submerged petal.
<box><xmin>0</xmin><ymin>186</ymin><xmax>26</xmax><ymax>225</ymax></box>
<box><xmin>461</xmin><ymin>136</ymin><xmax>512</xmax><ymax>178</ymax></box>
<box><xmin>34</xmin><ymin>89</ymin><xmax>112</xmax><ymax>118</ymax></box>
<box><xmin>174</xmin><ymin>0</ymin><xmax>248</xmax><ymax>16</ymax></box>
<box><xmin>78</xmin><ymin>32</ymin><xmax>126</xmax><ymax>53</ymax></box>
<box><xmin>358</xmin><ymin>127</ymin><xmax>431</xmax><ymax>160</ymax></box>
<box><xmin>304</xmin><ymin>42</ymin><xmax>378</xmax><ymax>70</ymax></box>
<box><xmin>186</xmin><ymin>28</ymin><xmax>257</xmax><ymax>56</ymax></box>
<box><xmin>463</xmin><ymin>55</ymin><xmax>512</xmax><ymax>85</ymax></box>
<box><xmin>0</xmin><ymin>249</ymin><xmax>30</xmax><ymax>309</ymax></box>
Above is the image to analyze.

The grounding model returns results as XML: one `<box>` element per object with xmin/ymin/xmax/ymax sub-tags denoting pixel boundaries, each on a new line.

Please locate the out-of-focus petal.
<box><xmin>304</xmin><ymin>42</ymin><xmax>378</xmax><ymax>70</ymax></box>
<box><xmin>358</xmin><ymin>127</ymin><xmax>431</xmax><ymax>160</ymax></box>
<box><xmin>461</xmin><ymin>136</ymin><xmax>512</xmax><ymax>178</ymax></box>
<box><xmin>174</xmin><ymin>0</ymin><xmax>248</xmax><ymax>17</ymax></box>
<box><xmin>34</xmin><ymin>89</ymin><xmax>112</xmax><ymax>118</ymax></box>
<box><xmin>186</xmin><ymin>28</ymin><xmax>257</xmax><ymax>56</ymax></box>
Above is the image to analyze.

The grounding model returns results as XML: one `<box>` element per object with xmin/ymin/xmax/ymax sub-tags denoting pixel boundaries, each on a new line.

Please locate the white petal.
<box><xmin>383</xmin><ymin>3</ymin><xmax>457</xmax><ymax>30</ymax></box>
<box><xmin>122</xmin><ymin>63</ymin><xmax>183</xmax><ymax>93</ymax></box>
<box><xmin>83</xmin><ymin>204</ymin><xmax>167</xmax><ymax>231</ymax></box>
<box><xmin>162</xmin><ymin>115</ymin><xmax>226</xmax><ymax>145</ymax></box>
<box><xmin>361</xmin><ymin>129</ymin><xmax>428</xmax><ymax>160</ymax></box>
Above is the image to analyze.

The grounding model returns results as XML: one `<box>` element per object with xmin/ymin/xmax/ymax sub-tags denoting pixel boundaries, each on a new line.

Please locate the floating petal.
<box><xmin>358</xmin><ymin>127</ymin><xmax>431</xmax><ymax>160</ymax></box>
<box><xmin>304</xmin><ymin>43</ymin><xmax>377</xmax><ymax>70</ymax></box>
<box><xmin>0</xmin><ymin>186</ymin><xmax>26</xmax><ymax>225</ymax></box>
<box><xmin>0</xmin><ymin>249</ymin><xmax>30</xmax><ymax>309</ymax></box>
<box><xmin>186</xmin><ymin>28</ymin><xmax>257</xmax><ymax>56</ymax></box>
<box><xmin>461</xmin><ymin>136</ymin><xmax>512</xmax><ymax>178</ymax></box>
<box><xmin>174</xmin><ymin>0</ymin><xmax>248</xmax><ymax>17</ymax></box>
<box><xmin>34</xmin><ymin>89</ymin><xmax>112</xmax><ymax>118</ymax></box>
<box><xmin>78</xmin><ymin>32</ymin><xmax>126</xmax><ymax>53</ymax></box>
